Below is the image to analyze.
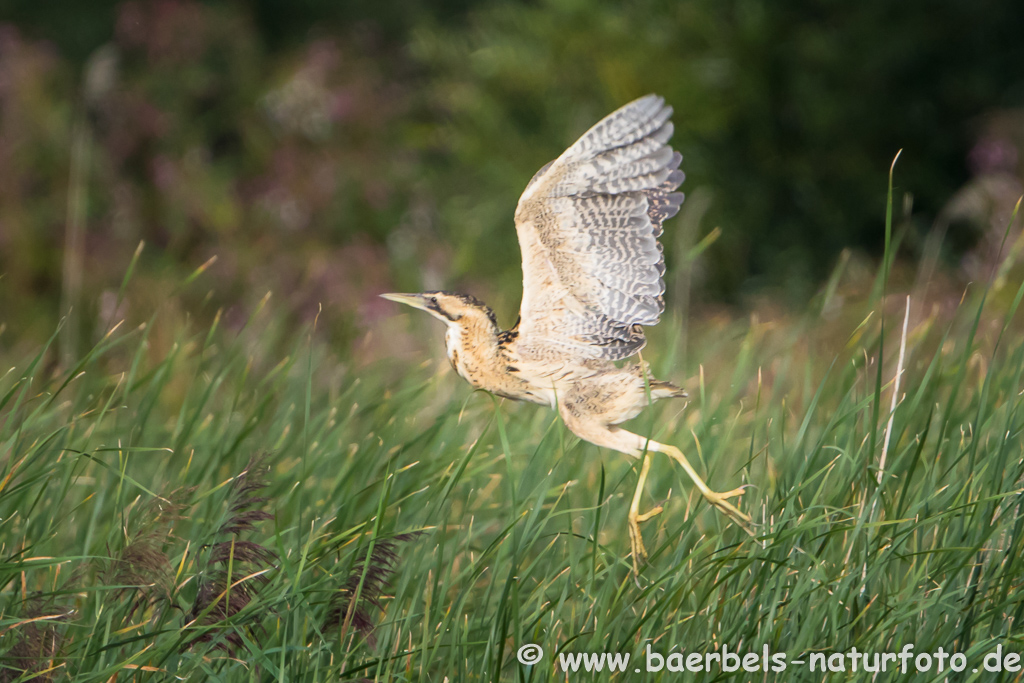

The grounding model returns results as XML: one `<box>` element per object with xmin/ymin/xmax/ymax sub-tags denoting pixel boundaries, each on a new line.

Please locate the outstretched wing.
<box><xmin>513</xmin><ymin>94</ymin><xmax>684</xmax><ymax>362</ymax></box>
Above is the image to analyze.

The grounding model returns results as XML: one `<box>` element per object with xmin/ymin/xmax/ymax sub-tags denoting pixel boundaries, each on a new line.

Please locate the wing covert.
<box><xmin>513</xmin><ymin>94</ymin><xmax>684</xmax><ymax>362</ymax></box>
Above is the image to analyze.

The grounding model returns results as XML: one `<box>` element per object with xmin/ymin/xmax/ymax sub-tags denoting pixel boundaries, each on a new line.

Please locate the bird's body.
<box><xmin>435</xmin><ymin>292</ymin><xmax>683</xmax><ymax>414</ymax></box>
<box><xmin>384</xmin><ymin>95</ymin><xmax>750</xmax><ymax>570</ymax></box>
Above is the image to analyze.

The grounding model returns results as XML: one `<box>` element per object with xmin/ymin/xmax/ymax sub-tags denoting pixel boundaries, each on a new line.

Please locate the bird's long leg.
<box><xmin>628</xmin><ymin>451</ymin><xmax>663</xmax><ymax>572</ymax></box>
<box><xmin>558</xmin><ymin>407</ymin><xmax>754</xmax><ymax>571</ymax></box>
<box><xmin>646</xmin><ymin>440</ymin><xmax>753</xmax><ymax>532</ymax></box>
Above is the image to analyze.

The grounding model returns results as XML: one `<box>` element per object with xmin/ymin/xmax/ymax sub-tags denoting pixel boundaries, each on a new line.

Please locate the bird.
<box><xmin>382</xmin><ymin>95</ymin><xmax>751</xmax><ymax>571</ymax></box>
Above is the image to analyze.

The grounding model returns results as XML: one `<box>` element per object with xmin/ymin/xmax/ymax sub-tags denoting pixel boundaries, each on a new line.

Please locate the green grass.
<box><xmin>4</xmin><ymin>214</ymin><xmax>1024</xmax><ymax>680</ymax></box>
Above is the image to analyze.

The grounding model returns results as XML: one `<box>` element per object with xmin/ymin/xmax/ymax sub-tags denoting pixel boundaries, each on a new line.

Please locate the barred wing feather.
<box><xmin>513</xmin><ymin>95</ymin><xmax>685</xmax><ymax>362</ymax></box>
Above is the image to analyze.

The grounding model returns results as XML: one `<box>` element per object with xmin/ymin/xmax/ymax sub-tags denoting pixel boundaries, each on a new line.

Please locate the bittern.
<box><xmin>383</xmin><ymin>95</ymin><xmax>750</xmax><ymax>570</ymax></box>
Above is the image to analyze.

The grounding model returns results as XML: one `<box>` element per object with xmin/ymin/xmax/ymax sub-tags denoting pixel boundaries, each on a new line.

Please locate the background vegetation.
<box><xmin>2</xmin><ymin>0</ymin><xmax>1024</xmax><ymax>352</ymax></box>
<box><xmin>2</xmin><ymin>0</ymin><xmax>1024</xmax><ymax>680</ymax></box>
<box><xmin>3</xmin><ymin>207</ymin><xmax>1024</xmax><ymax>679</ymax></box>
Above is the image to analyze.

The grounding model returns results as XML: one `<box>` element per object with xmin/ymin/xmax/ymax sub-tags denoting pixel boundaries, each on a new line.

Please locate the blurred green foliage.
<box><xmin>409</xmin><ymin>0</ymin><xmax>1024</xmax><ymax>301</ymax></box>
<box><xmin>1</xmin><ymin>0</ymin><xmax>1022</xmax><ymax>350</ymax></box>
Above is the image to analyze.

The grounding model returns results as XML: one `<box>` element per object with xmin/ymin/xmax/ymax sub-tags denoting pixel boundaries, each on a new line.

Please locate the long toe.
<box><xmin>628</xmin><ymin>517</ymin><xmax>649</xmax><ymax>573</ymax></box>
<box><xmin>635</xmin><ymin>505</ymin><xmax>663</xmax><ymax>523</ymax></box>
<box><xmin>719</xmin><ymin>485</ymin><xmax>751</xmax><ymax>500</ymax></box>
<box><xmin>704</xmin><ymin>492</ymin><xmax>754</xmax><ymax>533</ymax></box>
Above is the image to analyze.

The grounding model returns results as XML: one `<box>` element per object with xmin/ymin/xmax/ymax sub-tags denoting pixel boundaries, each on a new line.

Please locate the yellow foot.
<box><xmin>701</xmin><ymin>486</ymin><xmax>755</xmax><ymax>535</ymax></box>
<box><xmin>628</xmin><ymin>505</ymin><xmax>662</xmax><ymax>573</ymax></box>
<box><xmin>718</xmin><ymin>486</ymin><xmax>749</xmax><ymax>499</ymax></box>
<box><xmin>636</xmin><ymin>506</ymin><xmax>663</xmax><ymax>523</ymax></box>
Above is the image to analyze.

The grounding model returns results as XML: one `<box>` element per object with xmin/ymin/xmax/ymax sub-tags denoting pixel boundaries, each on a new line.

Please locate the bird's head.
<box><xmin>380</xmin><ymin>291</ymin><xmax>498</xmax><ymax>330</ymax></box>
<box><xmin>381</xmin><ymin>291</ymin><xmax>501</xmax><ymax>383</ymax></box>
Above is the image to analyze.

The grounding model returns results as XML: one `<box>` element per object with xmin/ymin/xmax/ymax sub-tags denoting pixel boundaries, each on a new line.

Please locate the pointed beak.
<box><xmin>380</xmin><ymin>292</ymin><xmax>431</xmax><ymax>311</ymax></box>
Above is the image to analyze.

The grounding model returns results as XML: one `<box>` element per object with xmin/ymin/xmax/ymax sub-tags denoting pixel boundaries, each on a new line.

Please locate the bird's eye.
<box><xmin>430</xmin><ymin>296</ymin><xmax>438</xmax><ymax>305</ymax></box>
